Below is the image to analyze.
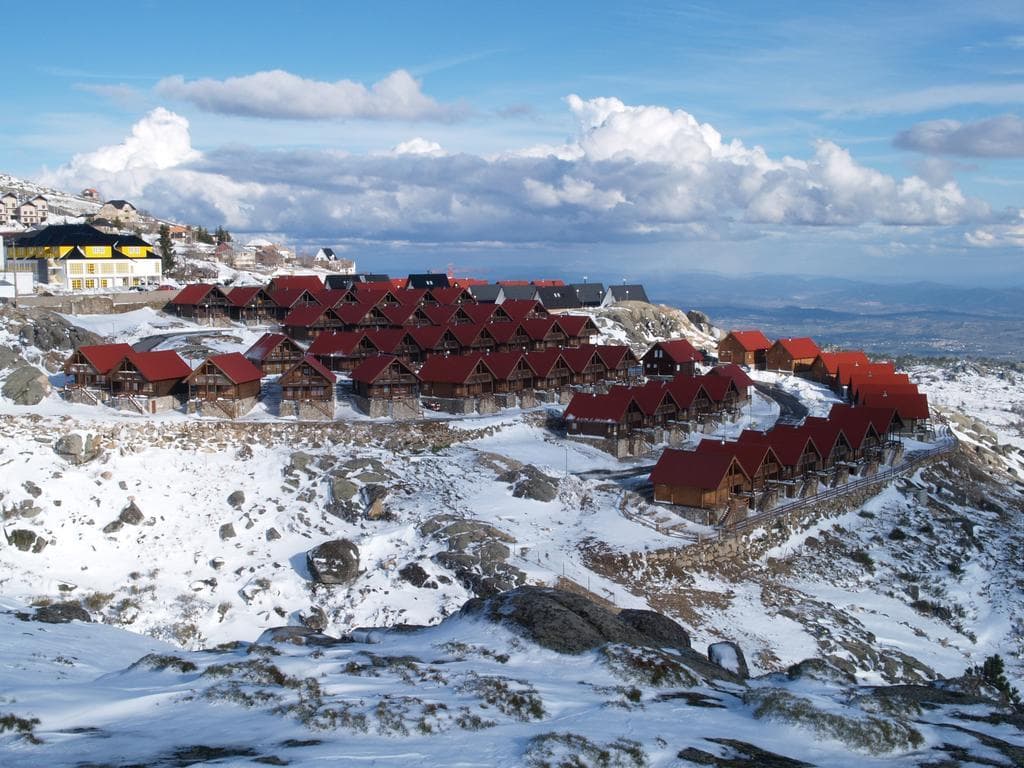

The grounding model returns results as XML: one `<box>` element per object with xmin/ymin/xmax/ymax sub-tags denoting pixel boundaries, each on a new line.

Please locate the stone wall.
<box><xmin>280</xmin><ymin>399</ymin><xmax>336</xmax><ymax>420</ymax></box>
<box><xmin>352</xmin><ymin>395</ymin><xmax>422</xmax><ymax>420</ymax></box>
<box><xmin>14</xmin><ymin>291</ymin><xmax>177</xmax><ymax>315</ymax></box>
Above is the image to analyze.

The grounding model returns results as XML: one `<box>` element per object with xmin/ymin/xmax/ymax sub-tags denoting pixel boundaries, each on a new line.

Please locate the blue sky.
<box><xmin>3</xmin><ymin>1</ymin><xmax>1024</xmax><ymax>284</ymax></box>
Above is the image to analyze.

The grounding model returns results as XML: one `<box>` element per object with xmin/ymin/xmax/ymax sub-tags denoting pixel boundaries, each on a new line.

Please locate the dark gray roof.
<box><xmin>105</xmin><ymin>200</ymin><xmax>134</xmax><ymax>210</ymax></box>
<box><xmin>325</xmin><ymin>273</ymin><xmax>390</xmax><ymax>290</ymax></box>
<box><xmin>570</xmin><ymin>283</ymin><xmax>605</xmax><ymax>306</ymax></box>
<box><xmin>607</xmin><ymin>284</ymin><xmax>649</xmax><ymax>303</ymax></box>
<box><xmin>317</xmin><ymin>247</ymin><xmax>336</xmax><ymax>259</ymax></box>
<box><xmin>535</xmin><ymin>286</ymin><xmax>582</xmax><ymax>309</ymax></box>
<box><xmin>500</xmin><ymin>285</ymin><xmax>539</xmax><ymax>301</ymax></box>
<box><xmin>468</xmin><ymin>284</ymin><xmax>503</xmax><ymax>303</ymax></box>
<box><xmin>407</xmin><ymin>273</ymin><xmax>450</xmax><ymax>289</ymax></box>
<box><xmin>9</xmin><ymin>223</ymin><xmax>149</xmax><ymax>249</ymax></box>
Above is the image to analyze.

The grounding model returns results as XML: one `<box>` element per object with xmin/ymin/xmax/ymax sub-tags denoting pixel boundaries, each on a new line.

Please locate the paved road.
<box><xmin>753</xmin><ymin>382</ymin><xmax>807</xmax><ymax>424</ymax></box>
<box><xmin>133</xmin><ymin>329</ymin><xmax>231</xmax><ymax>352</ymax></box>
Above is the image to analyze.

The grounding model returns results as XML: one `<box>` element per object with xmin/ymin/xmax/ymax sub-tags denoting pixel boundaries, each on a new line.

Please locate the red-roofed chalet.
<box><xmin>810</xmin><ymin>351</ymin><xmax>870</xmax><ymax>386</ymax></box>
<box><xmin>186</xmin><ymin>352</ymin><xmax>263</xmax><ymax>403</ymax></box>
<box><xmin>418</xmin><ymin>354</ymin><xmax>494</xmax><ymax>398</ymax></box>
<box><xmin>351</xmin><ymin>355</ymin><xmax>420</xmax><ymax>400</ymax></box>
<box><xmin>63</xmin><ymin>343</ymin><xmax>133</xmax><ymax>390</ymax></box>
<box><xmin>280</xmin><ymin>355</ymin><xmax>337</xmax><ymax>404</ymax></box>
<box><xmin>642</xmin><ymin>339</ymin><xmax>703</xmax><ymax>377</ymax></box>
<box><xmin>244</xmin><ymin>333</ymin><xmax>305</xmax><ymax>375</ymax></box>
<box><xmin>110</xmin><ymin>350</ymin><xmax>191</xmax><ymax>400</ymax></box>
<box><xmin>564</xmin><ymin>389</ymin><xmax>643</xmax><ymax>438</ymax></box>
<box><xmin>717</xmin><ymin>330</ymin><xmax>772</xmax><ymax>368</ymax></box>
<box><xmin>766</xmin><ymin>338</ymin><xmax>821</xmax><ymax>373</ymax></box>
<box><xmin>650</xmin><ymin>449</ymin><xmax>752</xmax><ymax>510</ymax></box>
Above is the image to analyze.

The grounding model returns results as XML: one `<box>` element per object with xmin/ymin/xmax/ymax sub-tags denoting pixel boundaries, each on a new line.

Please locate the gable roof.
<box><xmin>170</xmin><ymin>283</ymin><xmax>221</xmax><ymax>306</ymax></box>
<box><xmin>267</xmin><ymin>274</ymin><xmax>324</xmax><ymax>294</ymax></box>
<box><xmin>417</xmin><ymin>353</ymin><xmax>491</xmax><ymax>384</ymax></box>
<box><xmin>406</xmin><ymin>273</ymin><xmax>450</xmax><ymax>289</ymax></box>
<box><xmin>559</xmin><ymin>346</ymin><xmax>603</xmax><ymax>374</ymax></box>
<box><xmin>665</xmin><ymin>375</ymin><xmax>712</xmax><ymax>408</ymax></box>
<box><xmin>649</xmin><ymin>449</ymin><xmax>750</xmax><ymax>490</ymax></box>
<box><xmin>478</xmin><ymin>351</ymin><xmax>528</xmax><ymax>380</ymax></box>
<box><xmin>124</xmin><ymin>350</ymin><xmax>192</xmax><ymax>382</ymax></box>
<box><xmin>244</xmin><ymin>332</ymin><xmax>301</xmax><ymax>362</ymax></box>
<box><xmin>535</xmin><ymin>286</ymin><xmax>580</xmax><ymax>309</ymax></box>
<box><xmin>191</xmin><ymin>352</ymin><xmax>263</xmax><ymax>385</ymax></box>
<box><xmin>773</xmin><ymin>337</ymin><xmax>822</xmax><ymax>360</ymax></box>
<box><xmin>829</xmin><ymin>403</ymin><xmax>902</xmax><ymax>436</ymax></box>
<box><xmin>571</xmin><ymin>283</ymin><xmax>605</xmax><ymax>305</ymax></box>
<box><xmin>523</xmin><ymin>349</ymin><xmax>568</xmax><ymax>377</ymax></box>
<box><xmin>564</xmin><ymin>389</ymin><xmax>636</xmax><ymax>423</ymax></box>
<box><xmin>351</xmin><ymin>355</ymin><xmax>418</xmax><ymax>385</ymax></box>
<box><xmin>860</xmin><ymin>391</ymin><xmax>929</xmax><ymax>420</ymax></box>
<box><xmin>282</xmin><ymin>304</ymin><xmax>328</xmax><ymax>328</ymax></box>
<box><xmin>582</xmin><ymin>344</ymin><xmax>636</xmax><ymax>369</ymax></box>
<box><xmin>281</xmin><ymin>354</ymin><xmax>337</xmax><ymax>384</ymax></box>
<box><xmin>628</xmin><ymin>381</ymin><xmax>679</xmax><ymax>416</ymax></box>
<box><xmin>814</xmin><ymin>351</ymin><xmax>870</xmax><ymax>375</ymax></box>
<box><xmin>226</xmin><ymin>285</ymin><xmax>267</xmax><ymax>307</ymax></box>
<box><xmin>696</xmin><ymin>439</ymin><xmax>782</xmax><ymax>479</ymax></box>
<box><xmin>800</xmin><ymin>417</ymin><xmax>851</xmax><ymax>460</ymax></box>
<box><xmin>500</xmin><ymin>299</ymin><xmax>546</xmax><ymax>321</ymax></box>
<box><xmin>646</xmin><ymin>339</ymin><xmax>703</xmax><ymax>364</ymax></box>
<box><xmin>739</xmin><ymin>426</ymin><xmax>821</xmax><ymax>467</ymax></box>
<box><xmin>553</xmin><ymin>315</ymin><xmax>597</xmax><ymax>338</ymax></box>
<box><xmin>307</xmin><ymin>331</ymin><xmax>372</xmax><ymax>356</ymax></box>
<box><xmin>469</xmin><ymin>284</ymin><xmax>503</xmax><ymax>303</ymax></box>
<box><xmin>502</xmin><ymin>285</ymin><xmax>541</xmax><ymax>301</ymax></box>
<box><xmin>707</xmin><ymin>363</ymin><xmax>754</xmax><ymax>390</ymax></box>
<box><xmin>723</xmin><ymin>330</ymin><xmax>773</xmax><ymax>352</ymax></box>
<box><xmin>836</xmin><ymin>361</ymin><xmax>896</xmax><ymax>389</ymax></box>
<box><xmin>72</xmin><ymin>343</ymin><xmax>133</xmax><ymax>374</ymax></box>
<box><xmin>606</xmin><ymin>284</ymin><xmax>650</xmax><ymax>303</ymax></box>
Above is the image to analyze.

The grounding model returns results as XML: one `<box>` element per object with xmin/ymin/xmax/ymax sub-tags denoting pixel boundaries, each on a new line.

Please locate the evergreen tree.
<box><xmin>158</xmin><ymin>224</ymin><xmax>175</xmax><ymax>272</ymax></box>
<box><xmin>215</xmin><ymin>226</ymin><xmax>232</xmax><ymax>244</ymax></box>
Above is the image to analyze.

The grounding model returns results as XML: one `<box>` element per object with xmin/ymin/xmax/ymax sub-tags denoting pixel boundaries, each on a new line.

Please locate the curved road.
<box><xmin>753</xmin><ymin>381</ymin><xmax>807</xmax><ymax>425</ymax></box>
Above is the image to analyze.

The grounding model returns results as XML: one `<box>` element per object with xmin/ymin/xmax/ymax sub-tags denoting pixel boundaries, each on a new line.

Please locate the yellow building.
<box><xmin>7</xmin><ymin>223</ymin><xmax>162</xmax><ymax>291</ymax></box>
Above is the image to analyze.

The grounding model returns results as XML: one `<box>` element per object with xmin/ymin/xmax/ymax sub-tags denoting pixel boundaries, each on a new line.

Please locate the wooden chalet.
<box><xmin>268</xmin><ymin>287</ymin><xmax>321</xmax><ymax>321</ymax></box>
<box><xmin>553</xmin><ymin>315</ymin><xmax>600</xmax><ymax>347</ymax></box>
<box><xmin>847</xmin><ymin>372</ymin><xmax>913</xmax><ymax>404</ymax></box>
<box><xmin>226</xmin><ymin>286</ymin><xmax>275</xmax><ymax>324</ymax></box>
<box><xmin>560</xmin><ymin>346</ymin><xmax>607</xmax><ymax>385</ymax></box>
<box><xmin>826</xmin><ymin>405</ymin><xmax>889</xmax><ymax>459</ymax></box>
<box><xmin>307</xmin><ymin>331</ymin><xmax>380</xmax><ymax>372</ymax></box>
<box><xmin>800</xmin><ymin>418</ymin><xmax>854</xmax><ymax>470</ymax></box>
<box><xmin>717</xmin><ymin>330</ymin><xmax>772</xmax><ymax>368</ymax></box>
<box><xmin>859</xmin><ymin>391</ymin><xmax>929</xmax><ymax>431</ymax></box>
<box><xmin>426</xmin><ymin>286</ymin><xmax>475</xmax><ymax>305</ymax></box>
<box><xmin>280</xmin><ymin>355</ymin><xmax>337</xmax><ymax>404</ymax></box>
<box><xmin>521</xmin><ymin>317</ymin><xmax>568</xmax><ymax>350</ymax></box>
<box><xmin>266</xmin><ymin>275</ymin><xmax>324</xmax><ymax>295</ymax></box>
<box><xmin>627</xmin><ymin>382</ymin><xmax>681</xmax><ymax>428</ymax></box>
<box><xmin>524</xmin><ymin>350</ymin><xmax>572</xmax><ymax>391</ymax></box>
<box><xmin>500</xmin><ymin>299</ymin><xmax>548</xmax><ymax>322</ymax></box>
<box><xmin>351</xmin><ymin>355</ymin><xmax>421</xmax><ymax>400</ymax></box>
<box><xmin>487</xmin><ymin>322</ymin><xmax>533</xmax><ymax>353</ymax></box>
<box><xmin>110</xmin><ymin>350</ymin><xmax>191</xmax><ymax>400</ymax></box>
<box><xmin>585</xmin><ymin>344</ymin><xmax>639</xmax><ymax>381</ymax></box>
<box><xmin>834</xmin><ymin>361</ymin><xmax>896</xmax><ymax>394</ymax></box>
<box><xmin>739</xmin><ymin>427</ymin><xmax>822</xmax><ymax>484</ymax></box>
<box><xmin>665</xmin><ymin>376</ymin><xmax>715</xmax><ymax>421</ymax></box>
<box><xmin>650</xmin><ymin>449</ymin><xmax>752</xmax><ymax>510</ymax></box>
<box><xmin>698</xmin><ymin>374</ymin><xmax>743</xmax><ymax>413</ymax></box>
<box><xmin>706</xmin><ymin>364</ymin><xmax>755</xmax><ymax>403</ymax></box>
<box><xmin>170</xmin><ymin>284</ymin><xmax>232</xmax><ymax>321</ymax></box>
<box><xmin>642</xmin><ymin>339</ymin><xmax>703</xmax><ymax>377</ymax></box>
<box><xmin>695</xmin><ymin>440</ymin><xmax>783</xmax><ymax>494</ymax></box>
<box><xmin>765</xmin><ymin>337</ymin><xmax>822</xmax><ymax>374</ymax></box>
<box><xmin>564</xmin><ymin>389</ymin><xmax>643</xmax><ymax>438</ymax></box>
<box><xmin>809</xmin><ymin>351</ymin><xmax>870</xmax><ymax>387</ymax></box>
<box><xmin>244</xmin><ymin>332</ymin><xmax>304</xmax><ymax>374</ymax></box>
<box><xmin>418</xmin><ymin>354</ymin><xmax>495</xmax><ymax>398</ymax></box>
<box><xmin>281</xmin><ymin>305</ymin><xmax>335</xmax><ymax>340</ymax></box>
<box><xmin>409</xmin><ymin>325</ymin><xmax>462</xmax><ymax>358</ymax></box>
<box><xmin>481</xmin><ymin>351</ymin><xmax>536</xmax><ymax>394</ymax></box>
<box><xmin>451</xmin><ymin>323</ymin><xmax>498</xmax><ymax>355</ymax></box>
<box><xmin>186</xmin><ymin>352</ymin><xmax>263</xmax><ymax>403</ymax></box>
<box><xmin>63</xmin><ymin>343</ymin><xmax>133</xmax><ymax>391</ymax></box>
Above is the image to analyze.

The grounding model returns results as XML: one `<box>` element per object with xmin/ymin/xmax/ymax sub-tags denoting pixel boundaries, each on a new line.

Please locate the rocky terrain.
<box><xmin>0</xmin><ymin>303</ymin><xmax>1021</xmax><ymax>765</ymax></box>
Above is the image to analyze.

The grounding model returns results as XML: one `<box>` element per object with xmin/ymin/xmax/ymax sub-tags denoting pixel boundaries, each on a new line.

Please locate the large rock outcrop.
<box><xmin>2</xmin><ymin>365</ymin><xmax>51</xmax><ymax>405</ymax></box>
<box><xmin>53</xmin><ymin>432</ymin><xmax>102</xmax><ymax>465</ymax></box>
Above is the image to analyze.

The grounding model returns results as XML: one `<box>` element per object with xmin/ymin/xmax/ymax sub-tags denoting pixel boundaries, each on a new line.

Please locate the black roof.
<box><xmin>535</xmin><ymin>286</ymin><xmax>582</xmax><ymax>309</ymax></box>
<box><xmin>317</xmin><ymin>247</ymin><xmax>336</xmax><ymax>259</ymax></box>
<box><xmin>468</xmin><ymin>284</ymin><xmax>503</xmax><ymax>303</ymax></box>
<box><xmin>325</xmin><ymin>273</ymin><xmax>390</xmax><ymax>290</ymax></box>
<box><xmin>607</xmin><ymin>284</ymin><xmax>650</xmax><ymax>303</ymax></box>
<box><xmin>407</xmin><ymin>273</ymin><xmax>450</xmax><ymax>289</ymax></box>
<box><xmin>9</xmin><ymin>223</ymin><xmax>149</xmax><ymax>249</ymax></box>
<box><xmin>500</xmin><ymin>285</ymin><xmax>539</xmax><ymax>301</ymax></box>
<box><xmin>570</xmin><ymin>283</ymin><xmax>605</xmax><ymax>305</ymax></box>
<box><xmin>105</xmin><ymin>200</ymin><xmax>135</xmax><ymax>209</ymax></box>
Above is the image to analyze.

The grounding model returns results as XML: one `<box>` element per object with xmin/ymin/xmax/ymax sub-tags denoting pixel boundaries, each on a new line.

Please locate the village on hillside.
<box><xmin>0</xmin><ymin>220</ymin><xmax>947</xmax><ymax>537</ymax></box>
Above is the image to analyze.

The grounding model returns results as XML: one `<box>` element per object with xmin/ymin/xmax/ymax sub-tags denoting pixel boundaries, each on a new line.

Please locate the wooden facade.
<box><xmin>186</xmin><ymin>354</ymin><xmax>262</xmax><ymax>402</ymax></box>
<box><xmin>351</xmin><ymin>356</ymin><xmax>421</xmax><ymax>400</ymax></box>
<box><xmin>765</xmin><ymin>338</ymin><xmax>821</xmax><ymax>374</ymax></box>
<box><xmin>651</xmin><ymin>451</ymin><xmax>752</xmax><ymax>510</ymax></box>
<box><xmin>717</xmin><ymin>331</ymin><xmax>771</xmax><ymax>368</ymax></box>
<box><xmin>280</xmin><ymin>356</ymin><xmax>337</xmax><ymax>402</ymax></box>
<box><xmin>245</xmin><ymin>333</ymin><xmax>305</xmax><ymax>375</ymax></box>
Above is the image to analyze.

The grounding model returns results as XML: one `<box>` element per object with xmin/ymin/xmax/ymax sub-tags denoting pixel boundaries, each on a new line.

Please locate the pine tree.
<box><xmin>158</xmin><ymin>224</ymin><xmax>175</xmax><ymax>272</ymax></box>
<box><xmin>215</xmin><ymin>226</ymin><xmax>232</xmax><ymax>244</ymax></box>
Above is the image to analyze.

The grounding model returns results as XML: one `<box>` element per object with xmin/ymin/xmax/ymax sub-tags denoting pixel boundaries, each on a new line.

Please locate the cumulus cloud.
<box><xmin>155</xmin><ymin>69</ymin><xmax>459</xmax><ymax>121</ymax></box>
<box><xmin>894</xmin><ymin>115</ymin><xmax>1024</xmax><ymax>157</ymax></box>
<box><xmin>39</xmin><ymin>98</ymin><xmax>994</xmax><ymax>248</ymax></box>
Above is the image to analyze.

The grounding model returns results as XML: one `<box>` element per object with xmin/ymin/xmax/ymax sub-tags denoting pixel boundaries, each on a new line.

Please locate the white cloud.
<box><xmin>894</xmin><ymin>114</ymin><xmax>1024</xmax><ymax>157</ymax></box>
<box><xmin>38</xmin><ymin>99</ymin><xmax>993</xmax><ymax>249</ymax></box>
<box><xmin>821</xmin><ymin>83</ymin><xmax>1024</xmax><ymax>118</ymax></box>
<box><xmin>155</xmin><ymin>69</ymin><xmax>460</xmax><ymax>121</ymax></box>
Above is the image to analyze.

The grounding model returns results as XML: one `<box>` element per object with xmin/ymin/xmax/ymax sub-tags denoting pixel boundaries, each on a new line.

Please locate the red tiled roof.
<box><xmin>554</xmin><ymin>315</ymin><xmax>595</xmax><ymax>338</ymax></box>
<box><xmin>267</xmin><ymin>275</ymin><xmax>323</xmax><ymax>294</ymax></box>
<box><xmin>815</xmin><ymin>351</ymin><xmax>870</xmax><ymax>375</ymax></box>
<box><xmin>269</xmin><ymin>287</ymin><xmax>319</xmax><ymax>309</ymax></box>
<box><xmin>801</xmin><ymin>417</ymin><xmax>850</xmax><ymax>460</ymax></box>
<box><xmin>364</xmin><ymin>328</ymin><xmax>406</xmax><ymax>354</ymax></box>
<box><xmin>821</xmin><ymin>407</ymin><xmax>880</xmax><ymax>451</ymax></box>
<box><xmin>629</xmin><ymin>381</ymin><xmax>678</xmax><ymax>416</ymax></box>
<box><xmin>307</xmin><ymin>331</ymin><xmax>370</xmax><ymax>356</ymax></box>
<box><xmin>854</xmin><ymin>382</ymin><xmax>921</xmax><ymax>402</ymax></box>
<box><xmin>351</xmin><ymin>355</ymin><xmax>418</xmax><ymax>385</ymax></box>
<box><xmin>523</xmin><ymin>349</ymin><xmax>567</xmax><ymax>377</ymax></box>
<box><xmin>226</xmin><ymin>285</ymin><xmax>263</xmax><ymax>307</ymax></box>
<box><xmin>316</xmin><ymin>289</ymin><xmax>348</xmax><ymax>308</ymax></box>
<box><xmin>696</xmin><ymin>439</ymin><xmax>781</xmax><ymax>479</ymax></box>
<box><xmin>461</xmin><ymin>304</ymin><xmax>497</xmax><ymax>324</ymax></box>
<box><xmin>521</xmin><ymin>317</ymin><xmax>559</xmax><ymax>341</ymax></box>
<box><xmin>559</xmin><ymin>346</ymin><xmax>603</xmax><ymax>374</ymax></box>
<box><xmin>531</xmin><ymin>279</ymin><xmax>565</xmax><ymax>287</ymax></box>
<box><xmin>171</xmin><ymin>283</ymin><xmax>218</xmax><ymax>306</ymax></box>
<box><xmin>408</xmin><ymin>325</ymin><xmax>448</xmax><ymax>349</ymax></box>
<box><xmin>450</xmin><ymin>323</ymin><xmax>494</xmax><ymax>347</ymax></box>
<box><xmin>497</xmin><ymin>280</ymin><xmax>531</xmax><ymax>286</ymax></box>
<box><xmin>582</xmin><ymin>344</ymin><xmax>635</xmax><ymax>369</ymax></box>
<box><xmin>422</xmin><ymin>305</ymin><xmax>458</xmax><ymax>325</ymax></box>
<box><xmin>75</xmin><ymin>343</ymin><xmax>133</xmax><ymax>374</ymax></box>
<box><xmin>860</xmin><ymin>392</ymin><xmax>929</xmax><ymax>420</ymax></box>
<box><xmin>125</xmin><ymin>350</ymin><xmax>191</xmax><ymax>382</ymax></box>
<box><xmin>333</xmin><ymin>301</ymin><xmax>377</xmax><ymax>325</ymax></box>
<box><xmin>739</xmin><ymin>426</ymin><xmax>820</xmax><ymax>467</ymax></box>
<box><xmin>665</xmin><ymin>375</ymin><xmax>711</xmax><ymax>408</ymax></box>
<box><xmin>564</xmin><ymin>389</ymin><xmax>635</xmax><ymax>423</ymax></box>
<box><xmin>836</xmin><ymin>361</ymin><xmax>896</xmax><ymax>388</ymax></box>
<box><xmin>697</xmin><ymin>374</ymin><xmax>735</xmax><ymax>403</ymax></box>
<box><xmin>394</xmin><ymin>288</ymin><xmax>427</xmax><ymax>306</ymax></box>
<box><xmin>723</xmin><ymin>330</ymin><xmax>772</xmax><ymax>352</ymax></box>
<box><xmin>707</xmin><ymin>363</ymin><xmax>754</xmax><ymax>390</ymax></box>
<box><xmin>282</xmin><ymin>354</ymin><xmax>336</xmax><ymax>384</ymax></box>
<box><xmin>245</xmin><ymin>332</ymin><xmax>297</xmax><ymax>362</ymax></box>
<box><xmin>194</xmin><ymin>352</ymin><xmax>263</xmax><ymax>385</ymax></box>
<box><xmin>774</xmin><ymin>337</ymin><xmax>821</xmax><ymax>360</ymax></box>
<box><xmin>450</xmin><ymin>277</ymin><xmax>488</xmax><ymax>287</ymax></box>
<box><xmin>485</xmin><ymin>322</ymin><xmax>527</xmax><ymax>344</ymax></box>
<box><xmin>647</xmin><ymin>339</ymin><xmax>703</xmax><ymax>364</ymax></box>
<box><xmin>479</xmin><ymin>351</ymin><xmax>527</xmax><ymax>380</ymax></box>
<box><xmin>282</xmin><ymin>304</ymin><xmax>327</xmax><ymax>328</ymax></box>
<box><xmin>649</xmin><ymin>449</ymin><xmax>749</xmax><ymax>490</ymax></box>
<box><xmin>381</xmin><ymin>303</ymin><xmax>418</xmax><ymax>325</ymax></box>
<box><xmin>501</xmin><ymin>299</ymin><xmax>546</xmax><ymax>321</ymax></box>
<box><xmin>428</xmin><ymin>287</ymin><xmax>472</xmax><ymax>304</ymax></box>
<box><xmin>418</xmin><ymin>353</ymin><xmax>490</xmax><ymax>384</ymax></box>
